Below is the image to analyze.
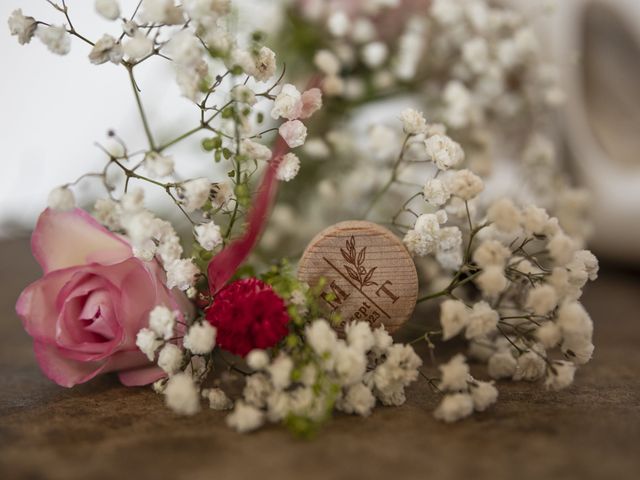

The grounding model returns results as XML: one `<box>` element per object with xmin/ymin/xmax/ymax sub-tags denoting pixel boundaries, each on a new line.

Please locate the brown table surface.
<box><xmin>0</xmin><ymin>238</ymin><xmax>639</xmax><ymax>480</ymax></box>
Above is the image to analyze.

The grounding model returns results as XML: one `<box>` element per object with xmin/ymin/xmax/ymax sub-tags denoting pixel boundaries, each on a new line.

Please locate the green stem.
<box><xmin>416</xmin><ymin>269</ymin><xmax>481</xmax><ymax>304</ymax></box>
<box><xmin>126</xmin><ymin>65</ymin><xmax>156</xmax><ymax>151</ymax></box>
<box><xmin>363</xmin><ymin>134</ymin><xmax>412</xmax><ymax>218</ymax></box>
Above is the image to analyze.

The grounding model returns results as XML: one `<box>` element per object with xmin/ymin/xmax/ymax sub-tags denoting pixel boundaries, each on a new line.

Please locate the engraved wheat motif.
<box><xmin>340</xmin><ymin>236</ymin><xmax>378</xmax><ymax>289</ymax></box>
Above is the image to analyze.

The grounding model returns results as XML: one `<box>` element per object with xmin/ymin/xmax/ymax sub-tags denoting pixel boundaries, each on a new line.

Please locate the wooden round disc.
<box><xmin>297</xmin><ymin>220</ymin><xmax>418</xmax><ymax>333</ymax></box>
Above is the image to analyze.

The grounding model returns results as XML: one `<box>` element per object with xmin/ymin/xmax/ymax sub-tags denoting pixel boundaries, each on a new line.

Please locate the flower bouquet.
<box><xmin>10</xmin><ymin>0</ymin><xmax>598</xmax><ymax>437</ymax></box>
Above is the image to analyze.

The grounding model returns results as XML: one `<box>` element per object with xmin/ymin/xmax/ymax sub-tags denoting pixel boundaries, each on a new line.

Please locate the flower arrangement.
<box><xmin>10</xmin><ymin>0</ymin><xmax>598</xmax><ymax>437</ymax></box>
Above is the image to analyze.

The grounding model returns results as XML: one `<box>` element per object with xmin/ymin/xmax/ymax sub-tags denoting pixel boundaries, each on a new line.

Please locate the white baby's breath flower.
<box><xmin>423</xmin><ymin>178</ymin><xmax>450</xmax><ymax>206</ymax></box>
<box><xmin>372</xmin><ymin>327</ymin><xmax>393</xmax><ymax>357</ymax></box>
<box><xmin>243</xmin><ymin>373</ymin><xmax>271</xmax><ymax>408</ymax></box>
<box><xmin>94</xmin><ymin>198</ymin><xmax>120</xmax><ymax>230</ymax></box>
<box><xmin>183</xmin><ymin>322</ymin><xmax>217</xmax><ymax>355</ymax></box>
<box><xmin>211</xmin><ymin>182</ymin><xmax>234</xmax><ymax>209</ymax></box>
<box><xmin>548</xmin><ymin>232</ymin><xmax>576</xmax><ymax>266</ymax></box>
<box><xmin>303</xmin><ymin>138</ymin><xmax>330</xmax><ymax>158</ymax></box>
<box><xmin>334</xmin><ymin>343</ymin><xmax>367</xmax><ymax>386</ymax></box>
<box><xmin>95</xmin><ymin>0</ymin><xmax>121</xmax><ymax>21</ymax></box>
<box><xmin>36</xmin><ymin>25</ymin><xmax>70</xmax><ymax>55</ymax></box>
<box><xmin>180</xmin><ymin>178</ymin><xmax>210</xmax><ymax>212</ymax></box>
<box><xmin>572</xmin><ymin>250</ymin><xmax>599</xmax><ymax>281</ymax></box>
<box><xmin>276</xmin><ymin>153</ymin><xmax>301</xmax><ymax>182</ymax></box>
<box><xmin>442</xmin><ymin>80</ymin><xmax>474</xmax><ymax>128</ymax></box>
<box><xmin>165</xmin><ymin>372</ymin><xmax>200</xmax><ymax>415</ymax></box>
<box><xmin>337</xmin><ymin>383</ymin><xmax>375</xmax><ymax>416</ymax></box>
<box><xmin>513</xmin><ymin>349</ymin><xmax>546</xmax><ymax>382</ymax></box>
<box><xmin>487</xmin><ymin>198</ymin><xmax>521</xmax><ymax>233</ymax></box>
<box><xmin>462</xmin><ymin>37</ymin><xmax>489</xmax><ymax>74</ymax></box>
<box><xmin>89</xmin><ymin>34</ymin><xmax>124</xmax><ymax>65</ymax></box>
<box><xmin>135</xmin><ymin>328</ymin><xmax>161</xmax><ymax>361</ymax></box>
<box><xmin>424</xmin><ymin>134</ymin><xmax>464</xmax><ymax>171</ymax></box>
<box><xmin>535</xmin><ymin>322</ymin><xmax>562</xmax><ymax>349</ymax></box>
<box><xmin>434</xmin><ymin>393</ymin><xmax>474</xmax><ymax>423</ymax></box>
<box><xmin>123</xmin><ymin>31</ymin><xmax>153</xmax><ymax>60</ymax></box>
<box><xmin>241</xmin><ymin>139</ymin><xmax>272</xmax><ymax>162</ymax></box>
<box><xmin>327</xmin><ymin>10</ymin><xmax>350</xmax><ymax>37</ymax></box>
<box><xmin>557</xmin><ymin>301</ymin><xmax>594</xmax><ymax>365</ymax></box>
<box><xmin>465</xmin><ymin>301</ymin><xmax>498</xmax><ymax>339</ymax></box>
<box><xmin>246</xmin><ymin>350</ymin><xmax>269</xmax><ymax>370</ymax></box>
<box><xmin>254</xmin><ymin>46</ymin><xmax>277</xmax><ymax>82</ymax></box>
<box><xmin>476</xmin><ymin>265</ymin><xmax>508</xmax><ymax>297</ymax></box>
<box><xmin>372</xmin><ymin>344</ymin><xmax>421</xmax><ymax>405</ymax></box>
<box><xmin>158</xmin><ymin>343</ymin><xmax>183</xmax><ymax>375</ymax></box>
<box><xmin>403</xmin><ymin>230</ymin><xmax>428</xmax><ymax>257</ymax></box>
<box><xmin>522</xmin><ymin>205</ymin><xmax>550</xmax><ymax>236</ymax></box>
<box><xmin>165</xmin><ymin>31</ymin><xmax>206</xmax><ymax>99</ymax></box>
<box><xmin>545</xmin><ymin>361</ymin><xmax>576</xmax><ymax>391</ymax></box>
<box><xmin>362</xmin><ymin>41</ymin><xmax>388</xmax><ymax>68</ymax></box>
<box><xmin>488</xmin><ymin>351</ymin><xmax>517</xmax><ymax>380</ymax></box>
<box><xmin>231</xmin><ymin>85</ymin><xmax>256</xmax><ymax>105</ymax></box>
<box><xmin>322</xmin><ymin>75</ymin><xmax>345</xmax><ymax>96</ymax></box>
<box><xmin>183</xmin><ymin>0</ymin><xmax>230</xmax><ymax>23</ymax></box>
<box><xmin>447</xmin><ymin>169</ymin><xmax>484</xmax><ymax>201</ymax></box>
<box><xmin>526</xmin><ymin>284</ymin><xmax>558</xmax><ymax>316</ymax></box>
<box><xmin>271</xmin><ymin>84</ymin><xmax>302</xmax><ymax>120</ymax></box>
<box><xmin>144</xmin><ymin>152</ymin><xmax>174</xmax><ymax>177</ymax></box>
<box><xmin>400</xmin><ymin>108</ymin><xmax>427</xmax><ymax>135</ymax></box>
<box><xmin>195</xmin><ymin>221</ymin><xmax>222</xmax><ymax>251</ymax></box>
<box><xmin>440</xmin><ymin>299</ymin><xmax>469</xmax><ymax>341</ymax></box>
<box><xmin>158</xmin><ymin>236</ymin><xmax>183</xmax><ymax>266</ymax></box>
<box><xmin>149</xmin><ymin>305</ymin><xmax>176</xmax><ymax>340</ymax></box>
<box><xmin>431</xmin><ymin>0</ymin><xmax>463</xmax><ymax>25</ymax></box>
<box><xmin>8</xmin><ymin>9</ymin><xmax>37</xmax><ymax>45</ymax></box>
<box><xmin>47</xmin><ymin>186</ymin><xmax>75</xmax><ymax>211</ymax></box>
<box><xmin>202</xmin><ymin>387</ymin><xmax>233</xmax><ymax>410</ymax></box>
<box><xmin>268</xmin><ymin>354</ymin><xmax>293</xmax><ymax>390</ymax></box>
<box><xmin>314</xmin><ymin>49</ymin><xmax>341</xmax><ymax>75</ymax></box>
<box><xmin>227</xmin><ymin>401</ymin><xmax>264</xmax><ymax>433</ymax></box>
<box><xmin>166</xmin><ymin>259</ymin><xmax>199</xmax><ymax>290</ymax></box>
<box><xmin>473</xmin><ymin>240</ymin><xmax>511</xmax><ymax>268</ymax></box>
<box><xmin>122</xmin><ymin>20</ymin><xmax>137</xmax><ymax>37</ymax></box>
<box><xmin>120</xmin><ymin>187</ymin><xmax>145</xmax><ymax>212</ymax></box>
<box><xmin>345</xmin><ymin>322</ymin><xmax>375</xmax><ymax>353</ymax></box>
<box><xmin>305</xmin><ymin>319</ymin><xmax>338</xmax><ymax>355</ymax></box>
<box><xmin>236</xmin><ymin>46</ymin><xmax>277</xmax><ymax>82</ymax></box>
<box><xmin>279</xmin><ymin>120</ymin><xmax>307</xmax><ymax>148</ymax></box>
<box><xmin>470</xmin><ymin>380</ymin><xmax>498</xmax><ymax>411</ymax></box>
<box><xmin>439</xmin><ymin>354</ymin><xmax>470</xmax><ymax>391</ymax></box>
<box><xmin>141</xmin><ymin>0</ymin><xmax>184</xmax><ymax>25</ymax></box>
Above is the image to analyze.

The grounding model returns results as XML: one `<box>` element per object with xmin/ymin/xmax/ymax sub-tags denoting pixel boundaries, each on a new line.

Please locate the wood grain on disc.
<box><xmin>297</xmin><ymin>221</ymin><xmax>418</xmax><ymax>333</ymax></box>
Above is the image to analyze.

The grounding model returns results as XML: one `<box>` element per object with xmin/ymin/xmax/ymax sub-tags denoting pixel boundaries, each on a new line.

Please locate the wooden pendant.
<box><xmin>298</xmin><ymin>220</ymin><xmax>418</xmax><ymax>333</ymax></box>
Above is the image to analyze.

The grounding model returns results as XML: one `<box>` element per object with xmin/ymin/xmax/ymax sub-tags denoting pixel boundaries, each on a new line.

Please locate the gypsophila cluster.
<box><xmin>227</xmin><ymin>318</ymin><xmax>421</xmax><ymax>434</ymax></box>
<box><xmin>14</xmin><ymin>0</ymin><xmax>323</xmax><ymax>291</ymax></box>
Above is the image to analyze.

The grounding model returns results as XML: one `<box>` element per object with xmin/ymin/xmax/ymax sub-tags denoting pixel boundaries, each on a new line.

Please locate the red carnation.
<box><xmin>206</xmin><ymin>278</ymin><xmax>290</xmax><ymax>357</ymax></box>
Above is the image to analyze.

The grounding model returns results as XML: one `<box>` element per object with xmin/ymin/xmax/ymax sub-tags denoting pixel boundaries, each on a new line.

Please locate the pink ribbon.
<box><xmin>207</xmin><ymin>135</ymin><xmax>288</xmax><ymax>295</ymax></box>
<box><xmin>206</xmin><ymin>77</ymin><xmax>322</xmax><ymax>297</ymax></box>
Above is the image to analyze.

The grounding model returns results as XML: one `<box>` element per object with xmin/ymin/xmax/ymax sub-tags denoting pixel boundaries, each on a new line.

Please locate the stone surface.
<box><xmin>298</xmin><ymin>221</ymin><xmax>418</xmax><ymax>332</ymax></box>
<box><xmin>0</xmin><ymin>238</ymin><xmax>639</xmax><ymax>480</ymax></box>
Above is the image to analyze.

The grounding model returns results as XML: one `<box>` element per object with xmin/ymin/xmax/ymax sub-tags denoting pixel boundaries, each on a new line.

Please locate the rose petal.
<box><xmin>33</xmin><ymin>340</ymin><xmax>111</xmax><ymax>387</ymax></box>
<box><xmin>118</xmin><ymin>366</ymin><xmax>166</xmax><ymax>386</ymax></box>
<box><xmin>32</xmin><ymin>208</ymin><xmax>131</xmax><ymax>274</ymax></box>
<box><xmin>16</xmin><ymin>267</ymin><xmax>77</xmax><ymax>342</ymax></box>
<box><xmin>34</xmin><ymin>341</ymin><xmax>154</xmax><ymax>388</ymax></box>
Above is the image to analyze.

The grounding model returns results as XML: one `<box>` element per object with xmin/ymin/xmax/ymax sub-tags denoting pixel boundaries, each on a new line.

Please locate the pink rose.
<box><xmin>16</xmin><ymin>208</ymin><xmax>188</xmax><ymax>387</ymax></box>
